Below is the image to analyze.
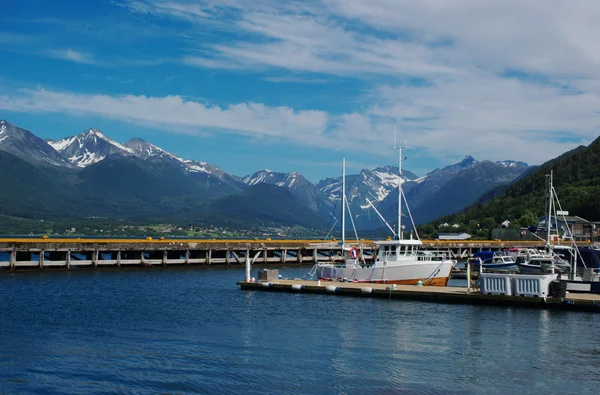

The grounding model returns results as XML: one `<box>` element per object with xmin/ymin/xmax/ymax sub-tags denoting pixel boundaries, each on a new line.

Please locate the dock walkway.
<box><xmin>238</xmin><ymin>279</ymin><xmax>600</xmax><ymax>312</ymax></box>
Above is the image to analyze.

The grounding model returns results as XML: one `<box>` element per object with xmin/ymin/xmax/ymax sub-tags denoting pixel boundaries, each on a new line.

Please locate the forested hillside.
<box><xmin>418</xmin><ymin>141</ymin><xmax>600</xmax><ymax>239</ymax></box>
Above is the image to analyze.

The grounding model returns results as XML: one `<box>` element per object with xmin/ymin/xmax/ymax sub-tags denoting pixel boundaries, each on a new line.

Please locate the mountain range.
<box><xmin>0</xmin><ymin>119</ymin><xmax>532</xmax><ymax>233</ymax></box>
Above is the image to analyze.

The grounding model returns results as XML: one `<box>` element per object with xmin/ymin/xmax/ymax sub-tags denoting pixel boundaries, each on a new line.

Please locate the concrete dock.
<box><xmin>237</xmin><ymin>279</ymin><xmax>600</xmax><ymax>312</ymax></box>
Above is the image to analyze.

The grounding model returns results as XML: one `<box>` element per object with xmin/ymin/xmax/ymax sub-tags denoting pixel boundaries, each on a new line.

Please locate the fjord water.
<box><xmin>1</xmin><ymin>268</ymin><xmax>599</xmax><ymax>394</ymax></box>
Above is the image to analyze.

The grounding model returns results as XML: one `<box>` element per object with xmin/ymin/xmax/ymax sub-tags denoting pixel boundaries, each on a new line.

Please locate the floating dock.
<box><xmin>237</xmin><ymin>279</ymin><xmax>600</xmax><ymax>312</ymax></box>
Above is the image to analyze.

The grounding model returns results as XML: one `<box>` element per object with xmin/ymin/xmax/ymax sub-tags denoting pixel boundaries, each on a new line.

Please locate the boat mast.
<box><xmin>342</xmin><ymin>158</ymin><xmax>346</xmax><ymax>249</ymax></box>
<box><xmin>546</xmin><ymin>170</ymin><xmax>553</xmax><ymax>248</ymax></box>
<box><xmin>395</xmin><ymin>126</ymin><xmax>405</xmax><ymax>240</ymax></box>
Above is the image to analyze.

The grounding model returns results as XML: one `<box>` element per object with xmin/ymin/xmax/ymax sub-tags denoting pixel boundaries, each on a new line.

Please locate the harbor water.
<box><xmin>1</xmin><ymin>267</ymin><xmax>600</xmax><ymax>394</ymax></box>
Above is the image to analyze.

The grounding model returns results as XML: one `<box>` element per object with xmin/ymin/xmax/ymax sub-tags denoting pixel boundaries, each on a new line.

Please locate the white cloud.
<box><xmin>120</xmin><ymin>0</ymin><xmax>600</xmax><ymax>84</ymax></box>
<box><xmin>124</xmin><ymin>0</ymin><xmax>209</xmax><ymax>21</ymax></box>
<box><xmin>365</xmin><ymin>73</ymin><xmax>600</xmax><ymax>163</ymax></box>
<box><xmin>0</xmin><ymin>88</ymin><xmax>329</xmax><ymax>142</ymax></box>
<box><xmin>8</xmin><ymin>0</ymin><xmax>600</xmax><ymax>168</ymax></box>
<box><xmin>326</xmin><ymin>0</ymin><xmax>600</xmax><ymax>80</ymax></box>
<box><xmin>47</xmin><ymin>49</ymin><xmax>96</xmax><ymax>64</ymax></box>
<box><xmin>262</xmin><ymin>76</ymin><xmax>329</xmax><ymax>84</ymax></box>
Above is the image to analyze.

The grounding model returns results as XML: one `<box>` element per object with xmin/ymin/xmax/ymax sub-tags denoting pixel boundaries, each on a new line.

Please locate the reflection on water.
<box><xmin>1</xmin><ymin>267</ymin><xmax>600</xmax><ymax>394</ymax></box>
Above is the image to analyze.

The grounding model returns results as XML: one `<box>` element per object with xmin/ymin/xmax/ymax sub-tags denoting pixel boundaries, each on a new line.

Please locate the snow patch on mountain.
<box><xmin>495</xmin><ymin>160</ymin><xmax>529</xmax><ymax>168</ymax></box>
<box><xmin>372</xmin><ymin>170</ymin><xmax>402</xmax><ymax>187</ymax></box>
<box><xmin>69</xmin><ymin>152</ymin><xmax>106</xmax><ymax>167</ymax></box>
<box><xmin>0</xmin><ymin>122</ymin><xmax>7</xmax><ymax>143</ymax></box>
<box><xmin>184</xmin><ymin>162</ymin><xmax>210</xmax><ymax>174</ymax></box>
<box><xmin>242</xmin><ymin>170</ymin><xmax>285</xmax><ymax>186</ymax></box>
<box><xmin>48</xmin><ymin>136</ymin><xmax>76</xmax><ymax>152</ymax></box>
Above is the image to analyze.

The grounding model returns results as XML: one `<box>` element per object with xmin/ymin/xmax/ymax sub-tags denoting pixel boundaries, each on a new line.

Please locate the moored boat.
<box><xmin>317</xmin><ymin>238</ymin><xmax>454</xmax><ymax>285</ymax></box>
<box><xmin>314</xmin><ymin>136</ymin><xmax>454</xmax><ymax>286</ymax></box>
<box><xmin>516</xmin><ymin>250</ymin><xmax>571</xmax><ymax>275</ymax></box>
<box><xmin>469</xmin><ymin>252</ymin><xmax>518</xmax><ymax>271</ymax></box>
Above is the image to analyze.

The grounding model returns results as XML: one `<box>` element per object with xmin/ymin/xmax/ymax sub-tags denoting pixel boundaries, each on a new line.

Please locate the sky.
<box><xmin>1</xmin><ymin>0</ymin><xmax>600</xmax><ymax>182</ymax></box>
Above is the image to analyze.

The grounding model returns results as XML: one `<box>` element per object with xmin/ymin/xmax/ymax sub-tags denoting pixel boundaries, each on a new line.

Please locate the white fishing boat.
<box><xmin>314</xmin><ymin>136</ymin><xmax>455</xmax><ymax>286</ymax></box>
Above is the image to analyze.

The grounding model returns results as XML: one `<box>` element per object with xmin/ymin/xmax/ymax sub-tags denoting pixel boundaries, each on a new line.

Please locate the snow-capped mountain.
<box><xmin>0</xmin><ymin>120</ymin><xmax>71</xmax><ymax>167</ymax></box>
<box><xmin>124</xmin><ymin>137</ymin><xmax>179</xmax><ymax>161</ymax></box>
<box><xmin>242</xmin><ymin>170</ymin><xmax>333</xmax><ymax>216</ymax></box>
<box><xmin>243</xmin><ymin>169</ymin><xmax>298</xmax><ymax>188</ymax></box>
<box><xmin>318</xmin><ymin>166</ymin><xmax>417</xmax><ymax>203</ymax></box>
<box><xmin>47</xmin><ymin>128</ymin><xmax>135</xmax><ymax>167</ymax></box>
<box><xmin>123</xmin><ymin>137</ymin><xmax>244</xmax><ymax>189</ymax></box>
<box><xmin>376</xmin><ymin>157</ymin><xmax>531</xmax><ymax>228</ymax></box>
<box><xmin>316</xmin><ymin>166</ymin><xmax>419</xmax><ymax>224</ymax></box>
<box><xmin>437</xmin><ymin>155</ymin><xmax>479</xmax><ymax>174</ymax></box>
<box><xmin>44</xmin><ymin>127</ymin><xmax>243</xmax><ymax>189</ymax></box>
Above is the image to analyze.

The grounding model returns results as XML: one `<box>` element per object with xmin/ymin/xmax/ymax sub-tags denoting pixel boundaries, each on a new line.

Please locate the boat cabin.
<box><xmin>375</xmin><ymin>240</ymin><xmax>448</xmax><ymax>262</ymax></box>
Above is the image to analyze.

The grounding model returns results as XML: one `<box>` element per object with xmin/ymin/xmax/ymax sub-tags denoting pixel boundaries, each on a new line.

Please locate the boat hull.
<box><xmin>565</xmin><ymin>280</ymin><xmax>600</xmax><ymax>294</ymax></box>
<box><xmin>316</xmin><ymin>261</ymin><xmax>454</xmax><ymax>287</ymax></box>
<box><xmin>517</xmin><ymin>263</ymin><xmax>542</xmax><ymax>275</ymax></box>
<box><xmin>517</xmin><ymin>263</ymin><xmax>571</xmax><ymax>275</ymax></box>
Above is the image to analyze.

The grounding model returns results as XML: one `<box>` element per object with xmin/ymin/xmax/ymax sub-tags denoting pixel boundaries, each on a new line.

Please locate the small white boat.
<box><xmin>517</xmin><ymin>253</ymin><xmax>571</xmax><ymax>275</ymax></box>
<box><xmin>469</xmin><ymin>253</ymin><xmax>518</xmax><ymax>271</ymax></box>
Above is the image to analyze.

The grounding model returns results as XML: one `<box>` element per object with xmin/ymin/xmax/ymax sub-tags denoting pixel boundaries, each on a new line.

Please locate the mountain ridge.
<box><xmin>0</xmin><ymin>119</ymin><xmax>535</xmax><ymax>233</ymax></box>
<box><xmin>421</xmin><ymin>140</ymin><xmax>600</xmax><ymax>238</ymax></box>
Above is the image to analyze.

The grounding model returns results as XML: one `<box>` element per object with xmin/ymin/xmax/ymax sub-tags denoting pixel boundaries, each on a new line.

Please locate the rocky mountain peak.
<box><xmin>460</xmin><ymin>155</ymin><xmax>478</xmax><ymax>166</ymax></box>
<box><xmin>0</xmin><ymin>121</ymin><xmax>71</xmax><ymax>167</ymax></box>
<box><xmin>124</xmin><ymin>137</ymin><xmax>172</xmax><ymax>159</ymax></box>
<box><xmin>47</xmin><ymin>127</ymin><xmax>135</xmax><ymax>167</ymax></box>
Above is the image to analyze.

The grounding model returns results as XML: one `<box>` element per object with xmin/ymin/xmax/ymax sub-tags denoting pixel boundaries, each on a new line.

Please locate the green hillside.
<box><xmin>417</xmin><ymin>140</ymin><xmax>600</xmax><ymax>239</ymax></box>
<box><xmin>0</xmin><ymin>151</ymin><xmax>326</xmax><ymax>233</ymax></box>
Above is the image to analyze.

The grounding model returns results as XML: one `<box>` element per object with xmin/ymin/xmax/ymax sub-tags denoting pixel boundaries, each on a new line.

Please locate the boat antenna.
<box><xmin>342</xmin><ymin>158</ymin><xmax>346</xmax><ymax>249</ymax></box>
<box><xmin>394</xmin><ymin>125</ymin><xmax>407</xmax><ymax>240</ymax></box>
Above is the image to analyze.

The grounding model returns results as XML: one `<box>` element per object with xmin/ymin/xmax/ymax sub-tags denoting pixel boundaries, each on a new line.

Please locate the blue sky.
<box><xmin>2</xmin><ymin>0</ymin><xmax>599</xmax><ymax>182</ymax></box>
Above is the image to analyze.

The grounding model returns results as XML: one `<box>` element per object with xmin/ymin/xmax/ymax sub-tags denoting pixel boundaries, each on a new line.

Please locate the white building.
<box><xmin>438</xmin><ymin>232</ymin><xmax>472</xmax><ymax>240</ymax></box>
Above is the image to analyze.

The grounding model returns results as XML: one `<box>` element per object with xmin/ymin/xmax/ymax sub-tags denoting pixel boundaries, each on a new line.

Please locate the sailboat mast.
<box><xmin>342</xmin><ymin>158</ymin><xmax>346</xmax><ymax>248</ymax></box>
<box><xmin>395</xmin><ymin>126</ymin><xmax>403</xmax><ymax>240</ymax></box>
<box><xmin>546</xmin><ymin>170</ymin><xmax>553</xmax><ymax>247</ymax></box>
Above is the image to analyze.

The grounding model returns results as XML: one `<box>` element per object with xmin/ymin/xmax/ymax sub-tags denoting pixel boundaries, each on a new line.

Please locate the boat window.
<box><xmin>391</xmin><ymin>246</ymin><xmax>397</xmax><ymax>254</ymax></box>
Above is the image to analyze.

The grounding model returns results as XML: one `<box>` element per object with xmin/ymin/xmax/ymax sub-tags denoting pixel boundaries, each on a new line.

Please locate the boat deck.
<box><xmin>238</xmin><ymin>279</ymin><xmax>600</xmax><ymax>312</ymax></box>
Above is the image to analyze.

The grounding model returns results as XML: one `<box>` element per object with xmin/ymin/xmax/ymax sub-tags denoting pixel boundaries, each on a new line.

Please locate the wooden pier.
<box><xmin>238</xmin><ymin>279</ymin><xmax>600</xmax><ymax>312</ymax></box>
<box><xmin>0</xmin><ymin>237</ymin><xmax>593</xmax><ymax>271</ymax></box>
<box><xmin>0</xmin><ymin>238</ymin><xmax>375</xmax><ymax>271</ymax></box>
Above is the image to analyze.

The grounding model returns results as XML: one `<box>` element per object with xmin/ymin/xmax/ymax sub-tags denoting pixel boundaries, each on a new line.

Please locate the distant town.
<box><xmin>32</xmin><ymin>222</ymin><xmax>327</xmax><ymax>239</ymax></box>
